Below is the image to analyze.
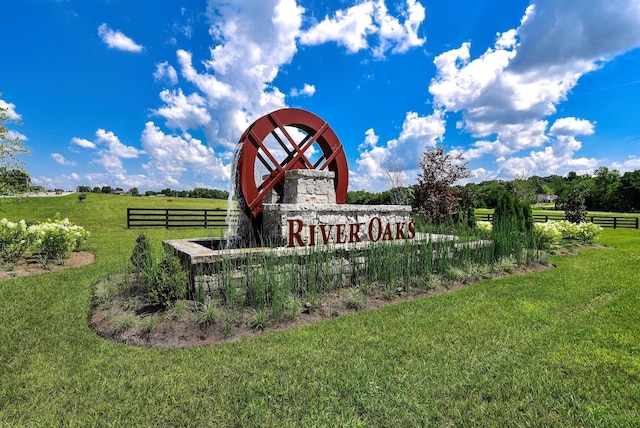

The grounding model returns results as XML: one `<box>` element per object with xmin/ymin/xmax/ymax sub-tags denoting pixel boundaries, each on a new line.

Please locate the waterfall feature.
<box><xmin>223</xmin><ymin>142</ymin><xmax>243</xmax><ymax>246</ymax></box>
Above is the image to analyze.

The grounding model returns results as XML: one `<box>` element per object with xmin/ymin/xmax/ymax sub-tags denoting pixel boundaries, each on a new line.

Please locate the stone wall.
<box><xmin>262</xmin><ymin>203</ymin><xmax>413</xmax><ymax>247</ymax></box>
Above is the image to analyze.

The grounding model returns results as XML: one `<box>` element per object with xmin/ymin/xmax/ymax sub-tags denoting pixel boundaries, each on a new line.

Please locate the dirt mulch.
<box><xmin>0</xmin><ymin>251</ymin><xmax>95</xmax><ymax>280</ymax></box>
<box><xmin>89</xmin><ymin>261</ymin><xmax>555</xmax><ymax>349</ymax></box>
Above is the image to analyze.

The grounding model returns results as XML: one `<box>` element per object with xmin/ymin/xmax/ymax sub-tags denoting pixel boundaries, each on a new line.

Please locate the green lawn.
<box><xmin>1</xmin><ymin>194</ymin><xmax>639</xmax><ymax>426</ymax></box>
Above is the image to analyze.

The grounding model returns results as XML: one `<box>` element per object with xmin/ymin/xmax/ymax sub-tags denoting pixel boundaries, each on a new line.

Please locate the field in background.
<box><xmin>0</xmin><ymin>194</ymin><xmax>639</xmax><ymax>426</ymax></box>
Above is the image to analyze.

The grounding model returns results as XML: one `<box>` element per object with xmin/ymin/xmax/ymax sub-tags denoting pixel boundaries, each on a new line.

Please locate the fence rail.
<box><xmin>475</xmin><ymin>213</ymin><xmax>639</xmax><ymax>229</ymax></box>
<box><xmin>127</xmin><ymin>208</ymin><xmax>239</xmax><ymax>229</ymax></box>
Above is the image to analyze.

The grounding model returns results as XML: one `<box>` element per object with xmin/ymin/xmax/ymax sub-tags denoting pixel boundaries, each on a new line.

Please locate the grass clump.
<box><xmin>195</xmin><ymin>298</ymin><xmax>218</xmax><ymax>328</ymax></box>
<box><xmin>139</xmin><ymin>314</ymin><xmax>159</xmax><ymax>336</ymax></box>
<box><xmin>247</xmin><ymin>308</ymin><xmax>269</xmax><ymax>330</ymax></box>
<box><xmin>344</xmin><ymin>288</ymin><xmax>366</xmax><ymax>310</ymax></box>
<box><xmin>113</xmin><ymin>314</ymin><xmax>137</xmax><ymax>334</ymax></box>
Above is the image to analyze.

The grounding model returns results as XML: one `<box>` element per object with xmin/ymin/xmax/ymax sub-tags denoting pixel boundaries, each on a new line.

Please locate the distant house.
<box><xmin>535</xmin><ymin>194</ymin><xmax>558</xmax><ymax>204</ymax></box>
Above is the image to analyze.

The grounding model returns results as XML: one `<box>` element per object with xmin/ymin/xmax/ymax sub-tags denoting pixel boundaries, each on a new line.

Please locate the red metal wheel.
<box><xmin>236</xmin><ymin>108</ymin><xmax>348</xmax><ymax>218</ymax></box>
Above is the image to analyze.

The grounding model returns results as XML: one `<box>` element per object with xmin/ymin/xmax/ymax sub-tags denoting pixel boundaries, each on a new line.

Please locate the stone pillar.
<box><xmin>282</xmin><ymin>169</ymin><xmax>336</xmax><ymax>204</ymax></box>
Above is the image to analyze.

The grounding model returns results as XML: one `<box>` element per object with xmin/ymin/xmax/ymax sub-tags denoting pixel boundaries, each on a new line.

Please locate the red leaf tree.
<box><xmin>414</xmin><ymin>146</ymin><xmax>471</xmax><ymax>225</ymax></box>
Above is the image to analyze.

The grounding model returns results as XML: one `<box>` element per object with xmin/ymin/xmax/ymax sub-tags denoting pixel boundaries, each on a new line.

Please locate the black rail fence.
<box><xmin>127</xmin><ymin>208</ymin><xmax>638</xmax><ymax>230</ymax></box>
<box><xmin>127</xmin><ymin>208</ymin><xmax>239</xmax><ymax>229</ymax></box>
<box><xmin>475</xmin><ymin>213</ymin><xmax>639</xmax><ymax>229</ymax></box>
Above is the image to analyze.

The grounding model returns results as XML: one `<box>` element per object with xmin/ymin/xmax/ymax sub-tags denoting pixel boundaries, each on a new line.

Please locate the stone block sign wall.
<box><xmin>263</xmin><ymin>203</ymin><xmax>414</xmax><ymax>248</ymax></box>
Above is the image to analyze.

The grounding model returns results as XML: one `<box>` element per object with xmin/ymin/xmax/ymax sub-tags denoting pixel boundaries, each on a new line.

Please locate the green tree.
<box><xmin>591</xmin><ymin>166</ymin><xmax>621</xmax><ymax>211</ymax></box>
<box><xmin>509</xmin><ymin>174</ymin><xmax>536</xmax><ymax>204</ymax></box>
<box><xmin>619</xmin><ymin>170</ymin><xmax>640</xmax><ymax>212</ymax></box>
<box><xmin>0</xmin><ymin>93</ymin><xmax>30</xmax><ymax>194</ymax></box>
<box><xmin>564</xmin><ymin>187</ymin><xmax>587</xmax><ymax>223</ymax></box>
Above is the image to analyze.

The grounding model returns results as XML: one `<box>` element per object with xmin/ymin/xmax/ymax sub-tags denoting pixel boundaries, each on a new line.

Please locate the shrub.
<box><xmin>0</xmin><ymin>218</ymin><xmax>34</xmax><ymax>262</ymax></box>
<box><xmin>533</xmin><ymin>220</ymin><xmax>601</xmax><ymax>245</ymax></box>
<box><xmin>146</xmin><ymin>252</ymin><xmax>188</xmax><ymax>308</ymax></box>
<box><xmin>476</xmin><ymin>221</ymin><xmax>492</xmax><ymax>238</ymax></box>
<box><xmin>574</xmin><ymin>222</ymin><xmax>602</xmax><ymax>243</ymax></box>
<box><xmin>130</xmin><ymin>233</ymin><xmax>152</xmax><ymax>272</ymax></box>
<box><xmin>492</xmin><ymin>192</ymin><xmax>534</xmax><ymax>260</ymax></box>
<box><xmin>564</xmin><ymin>188</ymin><xmax>587</xmax><ymax>224</ymax></box>
<box><xmin>29</xmin><ymin>216</ymin><xmax>89</xmax><ymax>261</ymax></box>
<box><xmin>533</xmin><ymin>222</ymin><xmax>562</xmax><ymax>249</ymax></box>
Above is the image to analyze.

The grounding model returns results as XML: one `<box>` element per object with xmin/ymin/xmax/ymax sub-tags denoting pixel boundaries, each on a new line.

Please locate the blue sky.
<box><xmin>2</xmin><ymin>0</ymin><xmax>640</xmax><ymax>193</ymax></box>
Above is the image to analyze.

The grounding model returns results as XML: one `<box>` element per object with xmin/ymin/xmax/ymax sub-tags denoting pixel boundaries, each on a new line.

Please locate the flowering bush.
<box><xmin>573</xmin><ymin>222</ymin><xmax>602</xmax><ymax>243</ymax></box>
<box><xmin>533</xmin><ymin>222</ymin><xmax>563</xmax><ymax>249</ymax></box>
<box><xmin>476</xmin><ymin>221</ymin><xmax>493</xmax><ymax>238</ymax></box>
<box><xmin>477</xmin><ymin>219</ymin><xmax>602</xmax><ymax>248</ymax></box>
<box><xmin>28</xmin><ymin>217</ymin><xmax>90</xmax><ymax>261</ymax></box>
<box><xmin>0</xmin><ymin>218</ymin><xmax>35</xmax><ymax>262</ymax></box>
<box><xmin>552</xmin><ymin>220</ymin><xmax>602</xmax><ymax>243</ymax></box>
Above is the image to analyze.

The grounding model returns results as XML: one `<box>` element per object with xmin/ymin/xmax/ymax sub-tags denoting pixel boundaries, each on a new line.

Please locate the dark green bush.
<box><xmin>492</xmin><ymin>192</ymin><xmax>534</xmax><ymax>261</ymax></box>
<box><xmin>146</xmin><ymin>252</ymin><xmax>188</xmax><ymax>308</ymax></box>
<box><xmin>130</xmin><ymin>233</ymin><xmax>152</xmax><ymax>272</ymax></box>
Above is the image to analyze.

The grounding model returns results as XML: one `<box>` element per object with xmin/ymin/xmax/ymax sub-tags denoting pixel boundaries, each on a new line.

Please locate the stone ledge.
<box><xmin>164</xmin><ymin>233</ymin><xmax>457</xmax><ymax>266</ymax></box>
<box><xmin>263</xmin><ymin>203</ymin><xmax>412</xmax><ymax>213</ymax></box>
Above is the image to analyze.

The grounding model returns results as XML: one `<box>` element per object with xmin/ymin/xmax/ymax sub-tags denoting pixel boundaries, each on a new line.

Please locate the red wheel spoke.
<box><xmin>269</xmin><ymin>129</ymin><xmax>294</xmax><ymax>157</ymax></box>
<box><xmin>317</xmin><ymin>143</ymin><xmax>344</xmax><ymax>171</ymax></box>
<box><xmin>248</xmin><ymin>129</ymin><xmax>283</xmax><ymax>174</ymax></box>
<box><xmin>270</xmin><ymin>113</ymin><xmax>314</xmax><ymax>169</ymax></box>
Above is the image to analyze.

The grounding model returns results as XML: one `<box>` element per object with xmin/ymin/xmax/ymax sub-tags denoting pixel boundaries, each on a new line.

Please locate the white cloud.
<box><xmin>95</xmin><ymin>129</ymin><xmax>144</xmax><ymax>159</ymax></box>
<box><xmin>152</xmin><ymin>88</ymin><xmax>211</xmax><ymax>131</ymax></box>
<box><xmin>144</xmin><ymin>0</ymin><xmax>427</xmax><ymax>191</ymax></box>
<box><xmin>153</xmin><ymin>62</ymin><xmax>179</xmax><ymax>85</ymax></box>
<box><xmin>94</xmin><ymin>153</ymin><xmax>126</xmax><ymax>174</ymax></box>
<box><xmin>98</xmin><ymin>23</ymin><xmax>144</xmax><ymax>52</ymax></box>
<box><xmin>549</xmin><ymin>117</ymin><xmax>595</xmax><ymax>137</ymax></box>
<box><xmin>0</xmin><ymin>99</ymin><xmax>21</xmax><ymax>120</ymax></box>
<box><xmin>300</xmin><ymin>2</ymin><xmax>376</xmax><ymax>53</ymax></box>
<box><xmin>300</xmin><ymin>0</ymin><xmax>425</xmax><ymax>58</ymax></box>
<box><xmin>352</xmin><ymin>111</ymin><xmax>445</xmax><ymax>190</ymax></box>
<box><xmin>611</xmin><ymin>155</ymin><xmax>640</xmax><ymax>172</ymax></box>
<box><xmin>290</xmin><ymin>83</ymin><xmax>316</xmax><ymax>97</ymax></box>
<box><xmin>154</xmin><ymin>0</ymin><xmax>304</xmax><ymax>151</ymax></box>
<box><xmin>70</xmin><ymin>137</ymin><xmax>96</xmax><ymax>149</ymax></box>
<box><xmin>141</xmin><ymin>121</ymin><xmax>229</xmax><ymax>184</ymax></box>
<box><xmin>6</xmin><ymin>130</ymin><xmax>27</xmax><ymax>142</ymax></box>
<box><xmin>428</xmin><ymin>0</ymin><xmax>640</xmax><ymax>180</ymax></box>
<box><xmin>0</xmin><ymin>99</ymin><xmax>27</xmax><ymax>141</ymax></box>
<box><xmin>51</xmin><ymin>153</ymin><xmax>76</xmax><ymax>166</ymax></box>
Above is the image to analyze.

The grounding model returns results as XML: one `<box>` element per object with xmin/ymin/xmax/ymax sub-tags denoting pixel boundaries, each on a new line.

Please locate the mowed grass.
<box><xmin>1</xmin><ymin>194</ymin><xmax>639</xmax><ymax>426</ymax></box>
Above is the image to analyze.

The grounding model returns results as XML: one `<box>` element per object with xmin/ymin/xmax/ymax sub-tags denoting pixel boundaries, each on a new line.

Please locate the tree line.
<box><xmin>75</xmin><ymin>185</ymin><xmax>230</xmax><ymax>200</ymax></box>
<box><xmin>463</xmin><ymin>167</ymin><xmax>640</xmax><ymax>212</ymax></box>
<box><xmin>348</xmin><ymin>164</ymin><xmax>640</xmax><ymax>214</ymax></box>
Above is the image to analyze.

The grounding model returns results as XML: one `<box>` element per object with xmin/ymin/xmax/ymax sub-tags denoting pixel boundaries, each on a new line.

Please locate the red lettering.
<box><xmin>336</xmin><ymin>223</ymin><xmax>346</xmax><ymax>244</ymax></box>
<box><xmin>288</xmin><ymin>219</ymin><xmax>304</xmax><ymax>247</ymax></box>
<box><xmin>349</xmin><ymin>223</ymin><xmax>362</xmax><ymax>243</ymax></box>
<box><xmin>368</xmin><ymin>217</ymin><xmax>382</xmax><ymax>242</ymax></box>
<box><xmin>407</xmin><ymin>221</ymin><xmax>416</xmax><ymax>239</ymax></box>
<box><xmin>320</xmin><ymin>224</ymin><xmax>334</xmax><ymax>245</ymax></box>
<box><xmin>395</xmin><ymin>222</ymin><xmax>406</xmax><ymax>239</ymax></box>
<box><xmin>382</xmin><ymin>222</ymin><xmax>393</xmax><ymax>240</ymax></box>
<box><xmin>309</xmin><ymin>224</ymin><xmax>316</xmax><ymax>247</ymax></box>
